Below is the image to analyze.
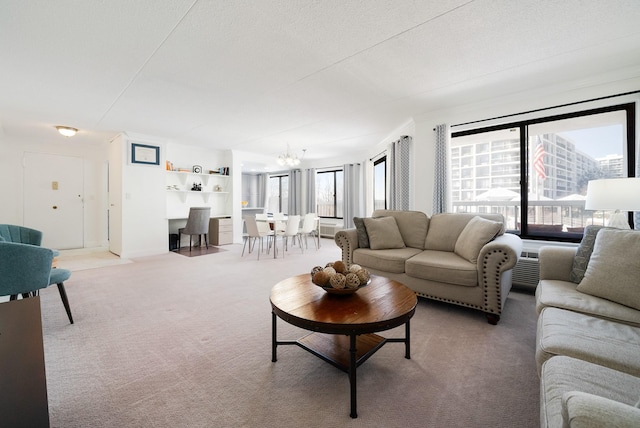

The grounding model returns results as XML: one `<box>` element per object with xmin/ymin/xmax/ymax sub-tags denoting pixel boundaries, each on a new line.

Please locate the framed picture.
<box><xmin>131</xmin><ymin>143</ymin><xmax>160</xmax><ymax>165</ymax></box>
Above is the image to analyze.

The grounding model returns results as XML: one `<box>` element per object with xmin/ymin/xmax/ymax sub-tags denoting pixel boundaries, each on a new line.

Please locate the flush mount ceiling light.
<box><xmin>276</xmin><ymin>144</ymin><xmax>306</xmax><ymax>167</ymax></box>
<box><xmin>55</xmin><ymin>126</ymin><xmax>78</xmax><ymax>137</ymax></box>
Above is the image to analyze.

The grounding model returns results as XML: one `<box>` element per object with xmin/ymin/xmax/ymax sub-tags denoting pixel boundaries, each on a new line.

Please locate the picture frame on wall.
<box><xmin>131</xmin><ymin>143</ymin><xmax>160</xmax><ymax>165</ymax></box>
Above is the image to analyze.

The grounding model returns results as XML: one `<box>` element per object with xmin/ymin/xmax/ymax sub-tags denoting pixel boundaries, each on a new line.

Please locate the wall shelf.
<box><xmin>166</xmin><ymin>168</ymin><xmax>231</xmax><ymax>216</ymax></box>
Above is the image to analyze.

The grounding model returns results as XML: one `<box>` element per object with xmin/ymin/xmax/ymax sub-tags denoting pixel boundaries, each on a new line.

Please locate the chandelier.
<box><xmin>276</xmin><ymin>145</ymin><xmax>305</xmax><ymax>167</ymax></box>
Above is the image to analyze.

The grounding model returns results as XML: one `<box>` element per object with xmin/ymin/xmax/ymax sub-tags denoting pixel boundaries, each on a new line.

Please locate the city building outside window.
<box><xmin>451</xmin><ymin>103</ymin><xmax>635</xmax><ymax>241</ymax></box>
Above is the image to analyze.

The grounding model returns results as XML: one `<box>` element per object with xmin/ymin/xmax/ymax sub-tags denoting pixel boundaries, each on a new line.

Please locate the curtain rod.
<box><xmin>449</xmin><ymin>89</ymin><xmax>640</xmax><ymax>129</ymax></box>
<box><xmin>369</xmin><ymin>150</ymin><xmax>386</xmax><ymax>161</ymax></box>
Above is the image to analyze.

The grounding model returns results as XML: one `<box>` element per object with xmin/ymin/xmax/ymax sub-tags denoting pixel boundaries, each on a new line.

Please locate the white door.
<box><xmin>108</xmin><ymin>138</ymin><xmax>123</xmax><ymax>255</ymax></box>
<box><xmin>23</xmin><ymin>152</ymin><xmax>84</xmax><ymax>249</ymax></box>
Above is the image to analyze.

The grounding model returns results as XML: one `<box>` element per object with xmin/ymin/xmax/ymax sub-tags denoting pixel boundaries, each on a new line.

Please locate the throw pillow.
<box><xmin>363</xmin><ymin>216</ymin><xmax>405</xmax><ymax>250</ymax></box>
<box><xmin>352</xmin><ymin>217</ymin><xmax>370</xmax><ymax>248</ymax></box>
<box><xmin>569</xmin><ymin>225</ymin><xmax>607</xmax><ymax>283</ymax></box>
<box><xmin>576</xmin><ymin>229</ymin><xmax>640</xmax><ymax>310</ymax></box>
<box><xmin>454</xmin><ymin>216</ymin><xmax>503</xmax><ymax>264</ymax></box>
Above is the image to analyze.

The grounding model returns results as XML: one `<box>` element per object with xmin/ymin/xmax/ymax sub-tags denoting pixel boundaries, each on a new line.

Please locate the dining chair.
<box><xmin>179</xmin><ymin>207</ymin><xmax>211</xmax><ymax>251</ymax></box>
<box><xmin>255</xmin><ymin>214</ymin><xmax>275</xmax><ymax>252</ymax></box>
<box><xmin>299</xmin><ymin>213</ymin><xmax>319</xmax><ymax>250</ymax></box>
<box><xmin>242</xmin><ymin>215</ymin><xmax>272</xmax><ymax>259</ymax></box>
<box><xmin>277</xmin><ymin>215</ymin><xmax>302</xmax><ymax>257</ymax></box>
<box><xmin>272</xmin><ymin>212</ymin><xmax>286</xmax><ymax>234</ymax></box>
<box><xmin>0</xmin><ymin>241</ymin><xmax>74</xmax><ymax>324</ymax></box>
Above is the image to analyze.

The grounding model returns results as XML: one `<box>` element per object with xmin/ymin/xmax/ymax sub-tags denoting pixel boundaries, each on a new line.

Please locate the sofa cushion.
<box><xmin>576</xmin><ymin>229</ymin><xmax>640</xmax><ymax>310</ymax></box>
<box><xmin>424</xmin><ymin>213</ymin><xmax>504</xmax><ymax>252</ymax></box>
<box><xmin>569</xmin><ymin>225</ymin><xmax>607</xmax><ymax>283</ymax></box>
<box><xmin>540</xmin><ymin>356</ymin><xmax>640</xmax><ymax>428</ymax></box>
<box><xmin>535</xmin><ymin>280</ymin><xmax>640</xmax><ymax>326</ymax></box>
<box><xmin>562</xmin><ymin>391</ymin><xmax>640</xmax><ymax>428</ymax></box>
<box><xmin>454</xmin><ymin>216</ymin><xmax>502</xmax><ymax>263</ymax></box>
<box><xmin>352</xmin><ymin>217</ymin><xmax>370</xmax><ymax>248</ymax></box>
<box><xmin>353</xmin><ymin>247</ymin><xmax>422</xmax><ymax>274</ymax></box>
<box><xmin>372</xmin><ymin>210</ymin><xmax>429</xmax><ymax>249</ymax></box>
<box><xmin>536</xmin><ymin>307</ymin><xmax>640</xmax><ymax>377</ymax></box>
<box><xmin>363</xmin><ymin>216</ymin><xmax>405</xmax><ymax>250</ymax></box>
<box><xmin>405</xmin><ymin>250</ymin><xmax>478</xmax><ymax>287</ymax></box>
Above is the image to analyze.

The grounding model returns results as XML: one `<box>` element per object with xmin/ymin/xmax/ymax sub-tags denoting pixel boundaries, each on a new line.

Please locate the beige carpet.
<box><xmin>40</xmin><ymin>238</ymin><xmax>539</xmax><ymax>427</ymax></box>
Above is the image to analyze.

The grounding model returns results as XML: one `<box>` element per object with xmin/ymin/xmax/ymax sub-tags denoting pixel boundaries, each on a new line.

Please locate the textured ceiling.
<box><xmin>2</xmin><ymin>0</ymin><xmax>640</xmax><ymax>164</ymax></box>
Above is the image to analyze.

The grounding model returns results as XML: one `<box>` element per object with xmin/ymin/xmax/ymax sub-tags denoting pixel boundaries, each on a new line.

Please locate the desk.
<box><xmin>270</xmin><ymin>274</ymin><xmax>417</xmax><ymax>418</ymax></box>
<box><xmin>0</xmin><ymin>297</ymin><xmax>50</xmax><ymax>427</ymax></box>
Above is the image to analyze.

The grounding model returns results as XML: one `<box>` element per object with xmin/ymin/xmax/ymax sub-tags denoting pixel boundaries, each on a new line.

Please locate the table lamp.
<box><xmin>585</xmin><ymin>178</ymin><xmax>640</xmax><ymax>229</ymax></box>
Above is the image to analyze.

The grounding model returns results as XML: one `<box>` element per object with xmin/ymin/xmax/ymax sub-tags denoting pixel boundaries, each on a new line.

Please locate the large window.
<box><xmin>316</xmin><ymin>169</ymin><xmax>343</xmax><ymax>218</ymax></box>
<box><xmin>451</xmin><ymin>103</ymin><xmax>635</xmax><ymax>241</ymax></box>
<box><xmin>267</xmin><ymin>174</ymin><xmax>288</xmax><ymax>214</ymax></box>
<box><xmin>373</xmin><ymin>156</ymin><xmax>387</xmax><ymax>210</ymax></box>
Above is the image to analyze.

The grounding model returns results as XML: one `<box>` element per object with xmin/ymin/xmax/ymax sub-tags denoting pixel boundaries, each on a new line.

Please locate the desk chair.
<box><xmin>179</xmin><ymin>207</ymin><xmax>211</xmax><ymax>251</ymax></box>
<box><xmin>0</xmin><ymin>241</ymin><xmax>74</xmax><ymax>324</ymax></box>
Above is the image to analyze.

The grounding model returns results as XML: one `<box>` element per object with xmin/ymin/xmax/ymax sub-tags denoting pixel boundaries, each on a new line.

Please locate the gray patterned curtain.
<box><xmin>433</xmin><ymin>124</ymin><xmax>449</xmax><ymax>214</ymax></box>
<box><xmin>389</xmin><ymin>135</ymin><xmax>411</xmax><ymax>210</ymax></box>
<box><xmin>305</xmin><ymin>168</ymin><xmax>316</xmax><ymax>214</ymax></box>
<box><xmin>343</xmin><ymin>163</ymin><xmax>364</xmax><ymax>228</ymax></box>
<box><xmin>288</xmin><ymin>169</ymin><xmax>302</xmax><ymax>215</ymax></box>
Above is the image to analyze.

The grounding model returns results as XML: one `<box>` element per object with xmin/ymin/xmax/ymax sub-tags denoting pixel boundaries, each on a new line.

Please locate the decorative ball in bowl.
<box><xmin>310</xmin><ymin>261</ymin><xmax>371</xmax><ymax>295</ymax></box>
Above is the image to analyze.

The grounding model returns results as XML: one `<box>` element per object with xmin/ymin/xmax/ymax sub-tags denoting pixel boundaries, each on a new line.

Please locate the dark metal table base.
<box><xmin>271</xmin><ymin>312</ymin><xmax>411</xmax><ymax>418</ymax></box>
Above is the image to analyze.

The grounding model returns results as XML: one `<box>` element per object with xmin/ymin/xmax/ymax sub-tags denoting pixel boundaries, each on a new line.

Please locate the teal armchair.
<box><xmin>0</xmin><ymin>224</ymin><xmax>43</xmax><ymax>246</ymax></box>
<box><xmin>0</xmin><ymin>241</ymin><xmax>74</xmax><ymax>324</ymax></box>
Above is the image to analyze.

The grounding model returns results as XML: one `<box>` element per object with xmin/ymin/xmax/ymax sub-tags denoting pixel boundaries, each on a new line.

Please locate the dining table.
<box><xmin>255</xmin><ymin>215</ymin><xmax>321</xmax><ymax>257</ymax></box>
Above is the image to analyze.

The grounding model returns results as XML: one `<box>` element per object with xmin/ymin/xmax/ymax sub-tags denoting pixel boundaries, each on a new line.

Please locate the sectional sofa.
<box><xmin>335</xmin><ymin>210</ymin><xmax>522</xmax><ymax>324</ymax></box>
<box><xmin>535</xmin><ymin>226</ymin><xmax>640</xmax><ymax>427</ymax></box>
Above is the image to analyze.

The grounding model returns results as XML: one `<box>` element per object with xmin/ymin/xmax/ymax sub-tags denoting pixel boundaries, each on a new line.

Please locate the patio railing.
<box><xmin>452</xmin><ymin>200</ymin><xmax>608</xmax><ymax>233</ymax></box>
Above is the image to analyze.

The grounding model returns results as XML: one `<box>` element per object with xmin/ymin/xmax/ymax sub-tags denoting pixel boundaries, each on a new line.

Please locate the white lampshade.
<box><xmin>585</xmin><ymin>178</ymin><xmax>640</xmax><ymax>229</ymax></box>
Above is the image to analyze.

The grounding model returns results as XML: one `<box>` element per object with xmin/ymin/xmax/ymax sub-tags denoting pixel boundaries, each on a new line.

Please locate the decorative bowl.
<box><xmin>321</xmin><ymin>279</ymin><xmax>371</xmax><ymax>295</ymax></box>
<box><xmin>310</xmin><ymin>261</ymin><xmax>372</xmax><ymax>295</ymax></box>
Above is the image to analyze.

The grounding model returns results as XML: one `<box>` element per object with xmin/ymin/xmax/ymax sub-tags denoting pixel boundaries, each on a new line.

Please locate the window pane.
<box><xmin>528</xmin><ymin>110</ymin><xmax>626</xmax><ymax>232</ymax></box>
<box><xmin>336</xmin><ymin>170</ymin><xmax>344</xmax><ymax>218</ymax></box>
<box><xmin>267</xmin><ymin>176</ymin><xmax>280</xmax><ymax>213</ymax></box>
<box><xmin>451</xmin><ymin>128</ymin><xmax>521</xmax><ymax>229</ymax></box>
<box><xmin>316</xmin><ymin>172</ymin><xmax>334</xmax><ymax>217</ymax></box>
<box><xmin>374</xmin><ymin>158</ymin><xmax>386</xmax><ymax>210</ymax></box>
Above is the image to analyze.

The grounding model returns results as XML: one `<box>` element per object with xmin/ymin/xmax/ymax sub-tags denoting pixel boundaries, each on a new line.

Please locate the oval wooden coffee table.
<box><xmin>270</xmin><ymin>274</ymin><xmax>417</xmax><ymax>418</ymax></box>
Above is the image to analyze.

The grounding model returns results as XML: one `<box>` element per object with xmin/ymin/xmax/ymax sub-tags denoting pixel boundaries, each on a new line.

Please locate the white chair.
<box><xmin>272</xmin><ymin>212</ymin><xmax>286</xmax><ymax>234</ymax></box>
<box><xmin>242</xmin><ymin>215</ymin><xmax>272</xmax><ymax>260</ymax></box>
<box><xmin>299</xmin><ymin>213</ymin><xmax>319</xmax><ymax>250</ymax></box>
<box><xmin>276</xmin><ymin>215</ymin><xmax>302</xmax><ymax>257</ymax></box>
<box><xmin>255</xmin><ymin>213</ymin><xmax>275</xmax><ymax>252</ymax></box>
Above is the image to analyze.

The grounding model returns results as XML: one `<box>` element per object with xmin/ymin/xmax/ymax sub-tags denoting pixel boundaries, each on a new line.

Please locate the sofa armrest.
<box><xmin>562</xmin><ymin>391</ymin><xmax>640</xmax><ymax>428</ymax></box>
<box><xmin>477</xmin><ymin>233</ymin><xmax>522</xmax><ymax>322</ymax></box>
<box><xmin>479</xmin><ymin>233</ymin><xmax>523</xmax><ymax>272</ymax></box>
<box><xmin>335</xmin><ymin>228</ymin><xmax>359</xmax><ymax>266</ymax></box>
<box><xmin>539</xmin><ymin>246</ymin><xmax>577</xmax><ymax>282</ymax></box>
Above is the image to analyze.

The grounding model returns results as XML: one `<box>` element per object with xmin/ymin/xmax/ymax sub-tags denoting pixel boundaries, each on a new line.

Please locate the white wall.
<box><xmin>0</xmin><ymin>130</ymin><xmax>109</xmax><ymax>248</ymax></box>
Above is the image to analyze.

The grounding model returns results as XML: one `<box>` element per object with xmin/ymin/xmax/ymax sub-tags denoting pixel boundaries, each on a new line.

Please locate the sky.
<box><xmin>558</xmin><ymin>124</ymin><xmax>624</xmax><ymax>159</ymax></box>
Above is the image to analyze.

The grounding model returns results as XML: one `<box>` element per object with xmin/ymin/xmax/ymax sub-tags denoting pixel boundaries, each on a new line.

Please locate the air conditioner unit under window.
<box><xmin>513</xmin><ymin>251</ymin><xmax>540</xmax><ymax>289</ymax></box>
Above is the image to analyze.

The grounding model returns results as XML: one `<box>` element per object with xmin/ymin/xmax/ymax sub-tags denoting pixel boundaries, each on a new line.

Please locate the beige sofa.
<box><xmin>535</xmin><ymin>227</ymin><xmax>640</xmax><ymax>427</ymax></box>
<box><xmin>335</xmin><ymin>210</ymin><xmax>522</xmax><ymax>324</ymax></box>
